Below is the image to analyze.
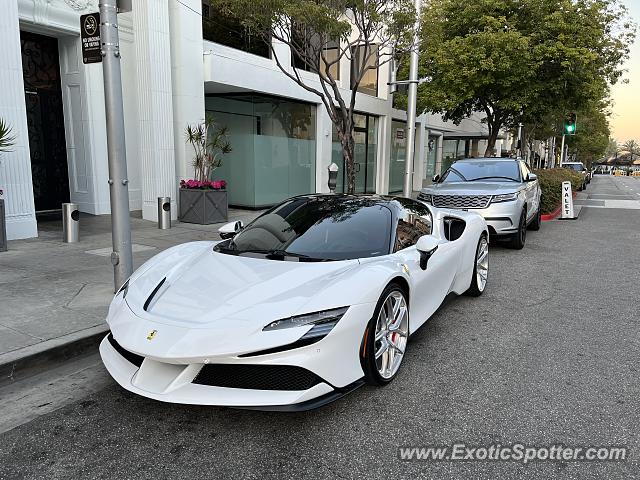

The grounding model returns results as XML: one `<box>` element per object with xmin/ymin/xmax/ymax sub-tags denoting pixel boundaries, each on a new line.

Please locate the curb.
<box><xmin>0</xmin><ymin>324</ymin><xmax>108</xmax><ymax>387</ymax></box>
<box><xmin>541</xmin><ymin>192</ymin><xmax>578</xmax><ymax>221</ymax></box>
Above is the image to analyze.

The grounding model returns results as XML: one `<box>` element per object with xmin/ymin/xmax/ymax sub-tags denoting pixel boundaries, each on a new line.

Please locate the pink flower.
<box><xmin>180</xmin><ymin>179</ymin><xmax>226</xmax><ymax>190</ymax></box>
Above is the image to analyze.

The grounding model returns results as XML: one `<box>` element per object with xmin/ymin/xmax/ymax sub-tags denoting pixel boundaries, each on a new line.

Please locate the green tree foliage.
<box><xmin>416</xmin><ymin>0</ymin><xmax>635</xmax><ymax>156</ymax></box>
<box><xmin>605</xmin><ymin>138</ymin><xmax>619</xmax><ymax>157</ymax></box>
<box><xmin>185</xmin><ymin>116</ymin><xmax>232</xmax><ymax>182</ymax></box>
<box><xmin>621</xmin><ymin>139</ymin><xmax>640</xmax><ymax>162</ymax></box>
<box><xmin>566</xmin><ymin>105</ymin><xmax>611</xmax><ymax>167</ymax></box>
<box><xmin>210</xmin><ymin>0</ymin><xmax>415</xmax><ymax>193</ymax></box>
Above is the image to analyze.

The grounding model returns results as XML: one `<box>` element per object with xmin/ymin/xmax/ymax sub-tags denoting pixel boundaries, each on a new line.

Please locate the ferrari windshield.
<box><xmin>215</xmin><ymin>196</ymin><xmax>393</xmax><ymax>261</ymax></box>
<box><xmin>441</xmin><ymin>161</ymin><xmax>521</xmax><ymax>182</ymax></box>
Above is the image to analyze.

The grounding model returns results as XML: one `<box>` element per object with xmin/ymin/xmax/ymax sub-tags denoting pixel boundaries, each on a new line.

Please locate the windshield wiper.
<box><xmin>235</xmin><ymin>249</ymin><xmax>326</xmax><ymax>262</ymax></box>
<box><xmin>468</xmin><ymin>176</ymin><xmax>519</xmax><ymax>182</ymax></box>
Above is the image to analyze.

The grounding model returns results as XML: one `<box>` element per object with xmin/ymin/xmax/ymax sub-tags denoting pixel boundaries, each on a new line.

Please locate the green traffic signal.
<box><xmin>563</xmin><ymin>113</ymin><xmax>577</xmax><ymax>135</ymax></box>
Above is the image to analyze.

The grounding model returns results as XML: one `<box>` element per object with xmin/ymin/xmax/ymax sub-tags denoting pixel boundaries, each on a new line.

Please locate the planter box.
<box><xmin>179</xmin><ymin>188</ymin><xmax>228</xmax><ymax>224</ymax></box>
<box><xmin>0</xmin><ymin>199</ymin><xmax>6</xmax><ymax>252</ymax></box>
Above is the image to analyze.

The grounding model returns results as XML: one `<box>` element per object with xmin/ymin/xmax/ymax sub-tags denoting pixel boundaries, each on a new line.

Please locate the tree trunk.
<box><xmin>342</xmin><ymin>134</ymin><xmax>355</xmax><ymax>194</ymax></box>
<box><xmin>484</xmin><ymin>118</ymin><xmax>502</xmax><ymax>157</ymax></box>
<box><xmin>336</xmin><ymin>119</ymin><xmax>356</xmax><ymax>194</ymax></box>
<box><xmin>484</xmin><ymin>130</ymin><xmax>499</xmax><ymax>157</ymax></box>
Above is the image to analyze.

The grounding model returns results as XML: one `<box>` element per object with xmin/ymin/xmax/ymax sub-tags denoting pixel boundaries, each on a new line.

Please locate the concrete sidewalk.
<box><xmin>0</xmin><ymin>209</ymin><xmax>261</xmax><ymax>382</ymax></box>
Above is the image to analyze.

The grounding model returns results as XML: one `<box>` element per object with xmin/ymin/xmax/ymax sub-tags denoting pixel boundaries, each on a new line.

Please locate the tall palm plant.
<box><xmin>622</xmin><ymin>140</ymin><xmax>639</xmax><ymax>163</ymax></box>
<box><xmin>184</xmin><ymin>116</ymin><xmax>232</xmax><ymax>182</ymax></box>
<box><xmin>0</xmin><ymin>118</ymin><xmax>15</xmax><ymax>154</ymax></box>
<box><xmin>0</xmin><ymin>118</ymin><xmax>16</xmax><ymax>198</ymax></box>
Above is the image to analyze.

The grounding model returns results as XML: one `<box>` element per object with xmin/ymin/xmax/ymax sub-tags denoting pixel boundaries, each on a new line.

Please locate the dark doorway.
<box><xmin>21</xmin><ymin>31</ymin><xmax>69</xmax><ymax>212</ymax></box>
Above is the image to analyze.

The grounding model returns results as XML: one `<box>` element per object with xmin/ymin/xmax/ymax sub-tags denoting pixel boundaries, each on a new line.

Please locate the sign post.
<box><xmin>98</xmin><ymin>2</ymin><xmax>133</xmax><ymax>292</ymax></box>
<box><xmin>561</xmin><ymin>181</ymin><xmax>575</xmax><ymax>219</ymax></box>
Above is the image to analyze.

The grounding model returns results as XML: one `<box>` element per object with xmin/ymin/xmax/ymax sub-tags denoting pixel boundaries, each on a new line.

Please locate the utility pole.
<box><xmin>516</xmin><ymin>122</ymin><xmax>523</xmax><ymax>159</ymax></box>
<box><xmin>402</xmin><ymin>0</ymin><xmax>421</xmax><ymax>198</ymax></box>
<box><xmin>560</xmin><ymin>134</ymin><xmax>566</xmax><ymax>165</ymax></box>
<box><xmin>100</xmin><ymin>1</ymin><xmax>133</xmax><ymax>291</ymax></box>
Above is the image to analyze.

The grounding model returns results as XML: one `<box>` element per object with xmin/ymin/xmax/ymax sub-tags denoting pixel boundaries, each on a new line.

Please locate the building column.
<box><xmin>494</xmin><ymin>139</ymin><xmax>503</xmax><ymax>157</ymax></box>
<box><xmin>168</xmin><ymin>0</ymin><xmax>205</xmax><ymax>191</ymax></box>
<box><xmin>132</xmin><ymin>0</ymin><xmax>176</xmax><ymax>221</ymax></box>
<box><xmin>377</xmin><ymin>114</ymin><xmax>392</xmax><ymax>195</ymax></box>
<box><xmin>471</xmin><ymin>139</ymin><xmax>479</xmax><ymax>157</ymax></box>
<box><xmin>0</xmin><ymin>0</ymin><xmax>38</xmax><ymax>240</ymax></box>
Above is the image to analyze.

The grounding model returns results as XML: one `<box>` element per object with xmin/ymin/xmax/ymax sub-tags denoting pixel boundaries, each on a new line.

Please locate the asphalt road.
<box><xmin>1</xmin><ymin>176</ymin><xmax>639</xmax><ymax>479</ymax></box>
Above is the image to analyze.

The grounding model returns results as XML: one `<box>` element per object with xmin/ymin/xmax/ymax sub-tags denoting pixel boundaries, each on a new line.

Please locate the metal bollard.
<box><xmin>158</xmin><ymin>196</ymin><xmax>171</xmax><ymax>229</ymax></box>
<box><xmin>62</xmin><ymin>203</ymin><xmax>80</xmax><ymax>243</ymax></box>
<box><xmin>0</xmin><ymin>199</ymin><xmax>7</xmax><ymax>252</ymax></box>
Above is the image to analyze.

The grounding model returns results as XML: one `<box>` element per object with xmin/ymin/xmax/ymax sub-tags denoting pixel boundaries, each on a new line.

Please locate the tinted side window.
<box><xmin>393</xmin><ymin>199</ymin><xmax>433</xmax><ymax>251</ymax></box>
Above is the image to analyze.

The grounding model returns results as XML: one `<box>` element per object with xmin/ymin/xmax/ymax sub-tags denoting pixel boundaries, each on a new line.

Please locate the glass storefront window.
<box><xmin>206</xmin><ymin>94</ymin><xmax>316</xmax><ymax>208</ymax></box>
<box><xmin>321</xmin><ymin>45</ymin><xmax>340</xmax><ymax>80</ymax></box>
<box><xmin>442</xmin><ymin>139</ymin><xmax>458</xmax><ymax>173</ymax></box>
<box><xmin>424</xmin><ymin>135</ymin><xmax>437</xmax><ymax>180</ymax></box>
<box><xmin>202</xmin><ymin>2</ymin><xmax>270</xmax><ymax>58</ymax></box>
<box><xmin>389</xmin><ymin>120</ymin><xmax>407</xmax><ymax>193</ymax></box>
<box><xmin>331</xmin><ymin>113</ymin><xmax>378</xmax><ymax>193</ymax></box>
<box><xmin>290</xmin><ymin>25</ymin><xmax>340</xmax><ymax>80</ymax></box>
<box><xmin>350</xmin><ymin>45</ymin><xmax>378</xmax><ymax>96</ymax></box>
<box><xmin>388</xmin><ymin>120</ymin><xmax>419</xmax><ymax>194</ymax></box>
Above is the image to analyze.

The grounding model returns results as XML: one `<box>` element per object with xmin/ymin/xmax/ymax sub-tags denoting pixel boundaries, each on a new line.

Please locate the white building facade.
<box><xmin>0</xmin><ymin>0</ymin><xmax>502</xmax><ymax>240</ymax></box>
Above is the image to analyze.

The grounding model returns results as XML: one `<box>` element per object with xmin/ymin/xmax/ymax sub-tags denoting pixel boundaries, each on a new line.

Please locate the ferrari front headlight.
<box><xmin>263</xmin><ymin>307</ymin><xmax>349</xmax><ymax>331</ymax></box>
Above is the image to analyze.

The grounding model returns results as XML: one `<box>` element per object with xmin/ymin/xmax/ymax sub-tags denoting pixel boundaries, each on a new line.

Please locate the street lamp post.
<box><xmin>100</xmin><ymin>1</ymin><xmax>133</xmax><ymax>292</ymax></box>
<box><xmin>402</xmin><ymin>0</ymin><xmax>422</xmax><ymax>198</ymax></box>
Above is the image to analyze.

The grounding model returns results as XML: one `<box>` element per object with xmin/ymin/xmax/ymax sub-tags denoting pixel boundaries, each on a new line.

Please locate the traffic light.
<box><xmin>564</xmin><ymin>113</ymin><xmax>577</xmax><ymax>135</ymax></box>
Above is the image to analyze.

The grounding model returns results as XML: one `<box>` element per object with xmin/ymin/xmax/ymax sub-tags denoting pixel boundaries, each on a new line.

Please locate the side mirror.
<box><xmin>218</xmin><ymin>220</ymin><xmax>244</xmax><ymax>239</ymax></box>
<box><xmin>526</xmin><ymin>172</ymin><xmax>537</xmax><ymax>182</ymax></box>
<box><xmin>416</xmin><ymin>235</ymin><xmax>439</xmax><ymax>270</ymax></box>
<box><xmin>432</xmin><ymin>174</ymin><xmax>440</xmax><ymax>183</ymax></box>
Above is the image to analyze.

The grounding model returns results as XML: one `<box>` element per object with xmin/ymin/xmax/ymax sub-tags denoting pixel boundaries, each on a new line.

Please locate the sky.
<box><xmin>610</xmin><ymin>0</ymin><xmax>640</xmax><ymax>142</ymax></box>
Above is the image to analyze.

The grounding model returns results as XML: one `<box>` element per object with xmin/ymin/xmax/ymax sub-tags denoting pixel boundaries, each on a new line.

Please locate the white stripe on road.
<box><xmin>583</xmin><ymin>200</ymin><xmax>640</xmax><ymax>210</ymax></box>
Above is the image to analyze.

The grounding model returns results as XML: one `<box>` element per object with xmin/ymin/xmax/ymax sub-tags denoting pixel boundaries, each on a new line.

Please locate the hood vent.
<box><xmin>143</xmin><ymin>277</ymin><xmax>166</xmax><ymax>312</ymax></box>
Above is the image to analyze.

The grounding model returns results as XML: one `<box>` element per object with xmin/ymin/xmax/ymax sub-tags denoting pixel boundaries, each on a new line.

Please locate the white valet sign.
<box><xmin>561</xmin><ymin>181</ymin><xmax>575</xmax><ymax>219</ymax></box>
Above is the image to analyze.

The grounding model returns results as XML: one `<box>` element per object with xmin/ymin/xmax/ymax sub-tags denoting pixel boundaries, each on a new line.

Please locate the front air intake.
<box><xmin>107</xmin><ymin>333</ymin><xmax>144</xmax><ymax>367</ymax></box>
<box><xmin>192</xmin><ymin>364</ymin><xmax>323</xmax><ymax>391</ymax></box>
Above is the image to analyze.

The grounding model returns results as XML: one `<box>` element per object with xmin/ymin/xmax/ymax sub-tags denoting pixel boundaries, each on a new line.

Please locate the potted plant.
<box><xmin>0</xmin><ymin>118</ymin><xmax>16</xmax><ymax>252</ymax></box>
<box><xmin>179</xmin><ymin>116</ymin><xmax>232</xmax><ymax>224</ymax></box>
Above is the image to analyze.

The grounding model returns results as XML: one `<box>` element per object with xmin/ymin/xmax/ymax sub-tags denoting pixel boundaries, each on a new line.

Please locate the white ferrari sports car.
<box><xmin>100</xmin><ymin>194</ymin><xmax>489</xmax><ymax>410</ymax></box>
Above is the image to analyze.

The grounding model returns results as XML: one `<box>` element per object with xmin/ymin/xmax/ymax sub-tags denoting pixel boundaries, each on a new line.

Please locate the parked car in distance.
<box><xmin>560</xmin><ymin>162</ymin><xmax>590</xmax><ymax>189</ymax></box>
<box><xmin>418</xmin><ymin>158</ymin><xmax>542</xmax><ymax>250</ymax></box>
